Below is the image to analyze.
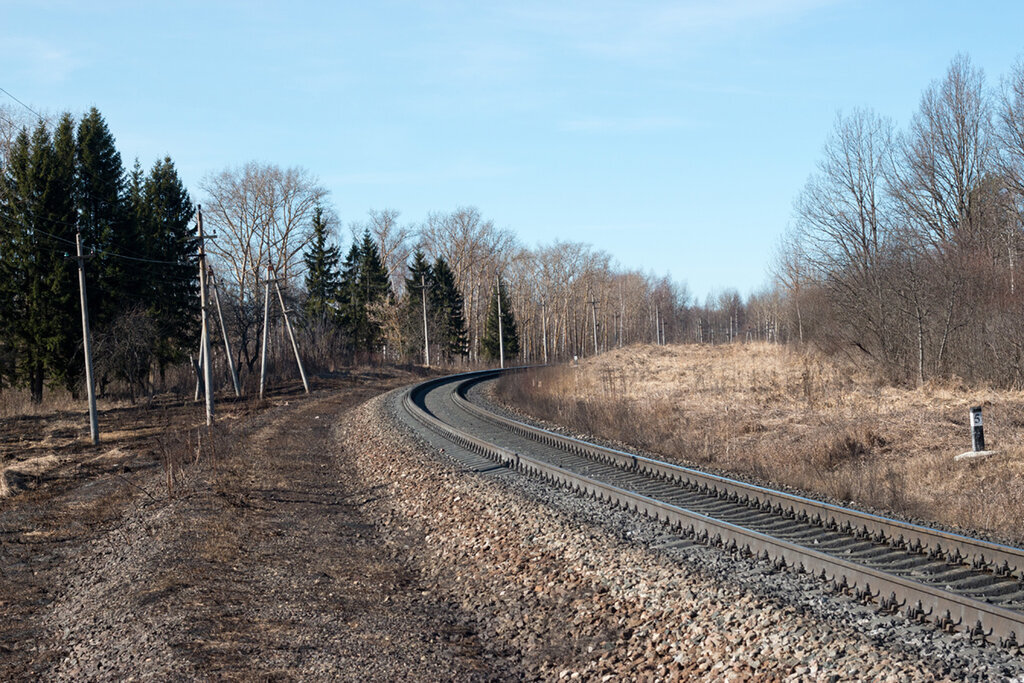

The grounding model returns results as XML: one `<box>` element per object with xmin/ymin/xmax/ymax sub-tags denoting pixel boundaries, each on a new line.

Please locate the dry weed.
<box><xmin>498</xmin><ymin>343</ymin><xmax>1024</xmax><ymax>544</ymax></box>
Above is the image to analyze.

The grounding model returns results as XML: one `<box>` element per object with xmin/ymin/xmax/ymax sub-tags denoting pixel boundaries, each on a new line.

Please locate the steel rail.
<box><xmin>402</xmin><ymin>369</ymin><xmax>1024</xmax><ymax>646</ymax></box>
<box><xmin>451</xmin><ymin>374</ymin><xmax>1024</xmax><ymax>581</ymax></box>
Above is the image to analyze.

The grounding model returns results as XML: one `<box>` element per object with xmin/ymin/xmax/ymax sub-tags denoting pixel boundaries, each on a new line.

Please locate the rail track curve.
<box><xmin>402</xmin><ymin>368</ymin><xmax>1024</xmax><ymax>648</ymax></box>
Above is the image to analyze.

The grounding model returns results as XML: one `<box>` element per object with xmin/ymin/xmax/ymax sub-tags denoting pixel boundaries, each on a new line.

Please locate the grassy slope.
<box><xmin>496</xmin><ymin>343</ymin><xmax>1024</xmax><ymax>544</ymax></box>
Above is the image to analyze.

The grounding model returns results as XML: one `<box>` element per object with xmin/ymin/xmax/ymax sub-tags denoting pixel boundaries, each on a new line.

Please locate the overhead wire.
<box><xmin>0</xmin><ymin>221</ymin><xmax>201</xmax><ymax>281</ymax></box>
<box><xmin>0</xmin><ymin>86</ymin><xmax>44</xmax><ymax>121</ymax></box>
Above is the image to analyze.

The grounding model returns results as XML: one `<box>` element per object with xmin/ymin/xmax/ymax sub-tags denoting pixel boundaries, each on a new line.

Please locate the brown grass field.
<box><xmin>495</xmin><ymin>343</ymin><xmax>1024</xmax><ymax>545</ymax></box>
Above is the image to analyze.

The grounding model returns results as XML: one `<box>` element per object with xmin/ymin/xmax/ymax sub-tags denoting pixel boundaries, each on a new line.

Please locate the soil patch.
<box><xmin>0</xmin><ymin>368</ymin><xmax>498</xmax><ymax>680</ymax></box>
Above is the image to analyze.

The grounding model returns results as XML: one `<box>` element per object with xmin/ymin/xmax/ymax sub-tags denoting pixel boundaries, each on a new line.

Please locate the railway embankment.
<box><xmin>348</xmin><ymin>388</ymin><xmax>1024</xmax><ymax>680</ymax></box>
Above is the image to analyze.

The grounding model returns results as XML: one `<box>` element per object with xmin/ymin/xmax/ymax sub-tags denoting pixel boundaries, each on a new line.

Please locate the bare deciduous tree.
<box><xmin>420</xmin><ymin>207</ymin><xmax>518</xmax><ymax>360</ymax></box>
<box><xmin>199</xmin><ymin>162</ymin><xmax>327</xmax><ymax>374</ymax></box>
<box><xmin>201</xmin><ymin>162</ymin><xmax>327</xmax><ymax>297</ymax></box>
<box><xmin>794</xmin><ymin>109</ymin><xmax>896</xmax><ymax>363</ymax></box>
<box><xmin>891</xmin><ymin>54</ymin><xmax>994</xmax><ymax>250</ymax></box>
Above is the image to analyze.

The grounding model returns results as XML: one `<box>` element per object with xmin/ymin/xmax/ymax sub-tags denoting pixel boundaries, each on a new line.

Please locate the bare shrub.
<box><xmin>94</xmin><ymin>307</ymin><xmax>158</xmax><ymax>402</ymax></box>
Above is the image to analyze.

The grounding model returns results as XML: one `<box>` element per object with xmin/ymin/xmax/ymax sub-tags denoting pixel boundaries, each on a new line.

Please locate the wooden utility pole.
<box><xmin>496</xmin><ymin>275</ymin><xmax>504</xmax><ymax>369</ymax></box>
<box><xmin>541</xmin><ymin>297</ymin><xmax>548</xmax><ymax>365</ymax></box>
<box><xmin>72</xmin><ymin>233</ymin><xmax>99</xmax><ymax>445</ymax></box>
<box><xmin>259</xmin><ymin>262</ymin><xmax>272</xmax><ymax>399</ymax></box>
<box><xmin>197</xmin><ymin>206</ymin><xmax>214</xmax><ymax>425</ymax></box>
<box><xmin>654</xmin><ymin>306</ymin><xmax>661</xmax><ymax>346</ymax></box>
<box><xmin>421</xmin><ymin>272</ymin><xmax>430</xmax><ymax>368</ymax></box>
<box><xmin>194</xmin><ymin>341</ymin><xmax>205</xmax><ymax>401</ymax></box>
<box><xmin>273</xmin><ymin>277</ymin><xmax>309</xmax><ymax>394</ymax></box>
<box><xmin>210</xmin><ymin>269</ymin><xmax>240</xmax><ymax>397</ymax></box>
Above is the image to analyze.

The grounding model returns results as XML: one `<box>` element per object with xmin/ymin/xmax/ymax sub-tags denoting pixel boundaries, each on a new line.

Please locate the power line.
<box><xmin>0</xmin><ymin>220</ymin><xmax>200</xmax><ymax>271</ymax></box>
<box><xmin>0</xmin><ymin>86</ymin><xmax>44</xmax><ymax>121</ymax></box>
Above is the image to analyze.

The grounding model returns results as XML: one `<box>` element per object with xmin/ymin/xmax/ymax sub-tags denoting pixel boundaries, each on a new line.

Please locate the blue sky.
<box><xmin>4</xmin><ymin>0</ymin><xmax>1024</xmax><ymax>300</ymax></box>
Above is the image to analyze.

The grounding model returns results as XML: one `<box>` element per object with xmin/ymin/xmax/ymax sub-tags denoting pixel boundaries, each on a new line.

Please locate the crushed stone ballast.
<box><xmin>402</xmin><ymin>368</ymin><xmax>1024</xmax><ymax>649</ymax></box>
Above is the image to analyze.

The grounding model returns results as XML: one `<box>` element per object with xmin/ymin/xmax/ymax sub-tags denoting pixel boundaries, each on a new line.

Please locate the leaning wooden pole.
<box><xmin>259</xmin><ymin>262</ymin><xmax>272</xmax><ymax>399</ymax></box>
<box><xmin>197</xmin><ymin>206</ymin><xmax>214</xmax><ymax>425</ymax></box>
<box><xmin>496</xmin><ymin>274</ymin><xmax>504</xmax><ymax>370</ymax></box>
<box><xmin>274</xmin><ymin>278</ymin><xmax>309</xmax><ymax>394</ymax></box>
<box><xmin>194</xmin><ymin>338</ymin><xmax>205</xmax><ymax>402</ymax></box>
<box><xmin>541</xmin><ymin>297</ymin><xmax>548</xmax><ymax>365</ymax></box>
<box><xmin>74</xmin><ymin>233</ymin><xmax>99</xmax><ymax>444</ymax></box>
<box><xmin>210</xmin><ymin>269</ymin><xmax>241</xmax><ymax>397</ymax></box>
<box><xmin>421</xmin><ymin>272</ymin><xmax>430</xmax><ymax>368</ymax></box>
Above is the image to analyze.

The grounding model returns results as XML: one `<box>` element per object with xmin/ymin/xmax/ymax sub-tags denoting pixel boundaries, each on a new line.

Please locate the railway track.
<box><xmin>403</xmin><ymin>369</ymin><xmax>1024</xmax><ymax>649</ymax></box>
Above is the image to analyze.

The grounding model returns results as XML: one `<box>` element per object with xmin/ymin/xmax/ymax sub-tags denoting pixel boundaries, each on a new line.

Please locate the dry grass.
<box><xmin>0</xmin><ymin>388</ymin><xmax>80</xmax><ymax>419</ymax></box>
<box><xmin>497</xmin><ymin>343</ymin><xmax>1024</xmax><ymax>544</ymax></box>
<box><xmin>0</xmin><ymin>453</ymin><xmax>63</xmax><ymax>499</ymax></box>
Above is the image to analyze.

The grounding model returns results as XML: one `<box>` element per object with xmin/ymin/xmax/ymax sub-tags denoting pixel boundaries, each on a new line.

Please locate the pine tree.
<box><xmin>76</xmin><ymin>107</ymin><xmax>130</xmax><ymax>331</ymax></box>
<box><xmin>431</xmin><ymin>256</ymin><xmax>468</xmax><ymax>360</ymax></box>
<box><xmin>303</xmin><ymin>205</ymin><xmax>342</xmax><ymax>322</ymax></box>
<box><xmin>482</xmin><ymin>276</ymin><xmax>519</xmax><ymax>363</ymax></box>
<box><xmin>338</xmin><ymin>230</ymin><xmax>392</xmax><ymax>353</ymax></box>
<box><xmin>0</xmin><ymin>117</ymin><xmax>79</xmax><ymax>401</ymax></box>
<box><xmin>401</xmin><ymin>250</ymin><xmax>433</xmax><ymax>362</ymax></box>
<box><xmin>141</xmin><ymin>156</ymin><xmax>198</xmax><ymax>377</ymax></box>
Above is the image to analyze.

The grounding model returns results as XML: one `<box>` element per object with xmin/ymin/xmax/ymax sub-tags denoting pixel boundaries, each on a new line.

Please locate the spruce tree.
<box><xmin>0</xmin><ymin>118</ymin><xmax>79</xmax><ymax>401</ymax></box>
<box><xmin>141</xmin><ymin>156</ymin><xmax>198</xmax><ymax>377</ymax></box>
<box><xmin>401</xmin><ymin>250</ymin><xmax>433</xmax><ymax>361</ymax></box>
<box><xmin>0</xmin><ymin>130</ymin><xmax>32</xmax><ymax>390</ymax></box>
<box><xmin>482</xmin><ymin>276</ymin><xmax>519</xmax><ymax>363</ymax></box>
<box><xmin>431</xmin><ymin>256</ymin><xmax>468</xmax><ymax>360</ymax></box>
<box><xmin>47</xmin><ymin>114</ymin><xmax>83</xmax><ymax>392</ymax></box>
<box><xmin>358</xmin><ymin>230</ymin><xmax>392</xmax><ymax>352</ymax></box>
<box><xmin>337</xmin><ymin>230</ymin><xmax>392</xmax><ymax>353</ymax></box>
<box><xmin>76</xmin><ymin>107</ymin><xmax>131</xmax><ymax>331</ymax></box>
<box><xmin>337</xmin><ymin>242</ymin><xmax>364</xmax><ymax>349</ymax></box>
<box><xmin>303</xmin><ymin>205</ymin><xmax>342</xmax><ymax>322</ymax></box>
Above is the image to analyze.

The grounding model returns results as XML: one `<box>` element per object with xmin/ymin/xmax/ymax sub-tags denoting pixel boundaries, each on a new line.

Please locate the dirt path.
<box><xmin>0</xmin><ymin>371</ymin><xmax>498</xmax><ymax>680</ymax></box>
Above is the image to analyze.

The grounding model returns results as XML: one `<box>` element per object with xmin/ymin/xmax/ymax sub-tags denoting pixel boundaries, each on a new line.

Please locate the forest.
<box><xmin>3</xmin><ymin>52</ymin><xmax>1024</xmax><ymax>402</ymax></box>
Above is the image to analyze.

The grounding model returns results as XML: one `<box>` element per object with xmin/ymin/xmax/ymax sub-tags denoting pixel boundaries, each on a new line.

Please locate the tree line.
<box><xmin>194</xmin><ymin>159</ymin><xmax>689</xmax><ymax>377</ymax></box>
<box><xmin>0</xmin><ymin>106</ymin><xmax>196</xmax><ymax>402</ymax></box>
<box><xmin>770</xmin><ymin>54</ymin><xmax>1024</xmax><ymax>387</ymax></box>
<box><xmin>199</xmin><ymin>172</ymin><xmax>686</xmax><ymax>376</ymax></box>
<box><xmin>646</xmin><ymin>52</ymin><xmax>1024</xmax><ymax>389</ymax></box>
